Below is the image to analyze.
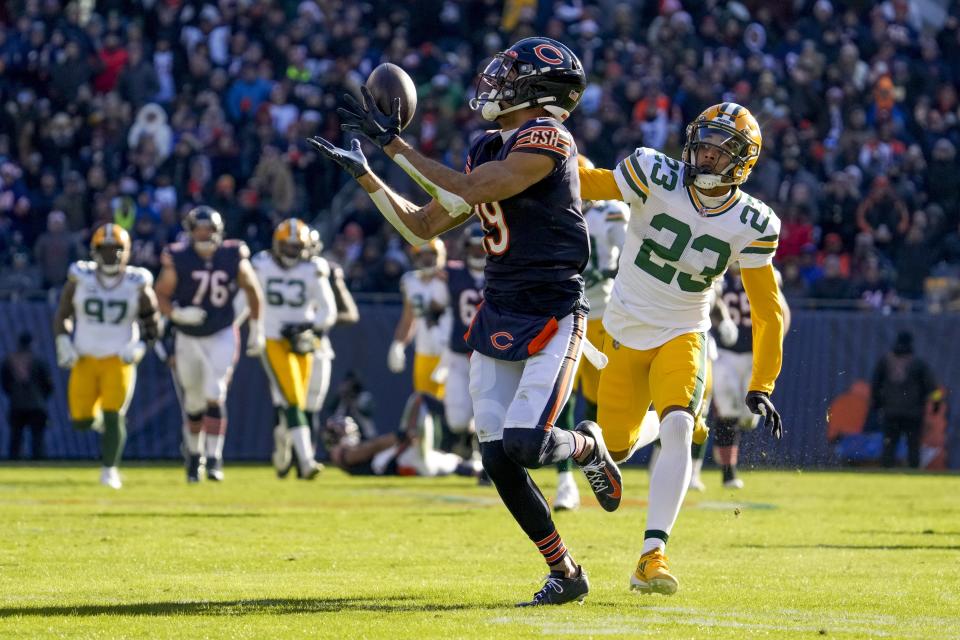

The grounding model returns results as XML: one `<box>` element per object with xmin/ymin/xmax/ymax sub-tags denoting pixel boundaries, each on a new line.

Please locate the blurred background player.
<box><xmin>389</xmin><ymin>238</ymin><xmax>450</xmax><ymax>399</ymax></box>
<box><xmin>388</xmin><ymin>238</ymin><xmax>450</xmax><ymax>453</ymax></box>
<box><xmin>305</xmin><ymin>228</ymin><xmax>359</xmax><ymax>442</ymax></box>
<box><xmin>155</xmin><ymin>206</ymin><xmax>265</xmax><ymax>483</ymax></box>
<box><xmin>554</xmin><ymin>156</ymin><xmax>630</xmax><ymax>511</ymax></box>
<box><xmin>579</xmin><ymin>103</ymin><xmax>786</xmax><ymax>595</ymax></box>
<box><xmin>434</xmin><ymin>223</ymin><xmax>485</xmax><ymax>460</ymax></box>
<box><xmin>713</xmin><ymin>263</ymin><xmax>790</xmax><ymax>489</ymax></box>
<box><xmin>323</xmin><ymin>414</ymin><xmax>472</xmax><ymax>478</ymax></box>
<box><xmin>253</xmin><ymin>218</ymin><xmax>337</xmax><ymax>480</ymax></box>
<box><xmin>310</xmin><ymin>36</ymin><xmax>623</xmax><ymax>606</ymax></box>
<box><xmin>53</xmin><ymin>224</ymin><xmax>159</xmax><ymax>488</ymax></box>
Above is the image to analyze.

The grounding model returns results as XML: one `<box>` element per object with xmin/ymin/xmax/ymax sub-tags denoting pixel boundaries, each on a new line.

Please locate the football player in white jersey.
<box><xmin>304</xmin><ymin>227</ymin><xmax>359</xmax><ymax>437</ymax></box>
<box><xmin>553</xmin><ymin>155</ymin><xmax>631</xmax><ymax>511</ymax></box>
<box><xmin>389</xmin><ymin>238</ymin><xmax>451</xmax><ymax>400</ymax></box>
<box><xmin>253</xmin><ymin>219</ymin><xmax>338</xmax><ymax>479</ymax></box>
<box><xmin>53</xmin><ymin>224</ymin><xmax>160</xmax><ymax>489</ymax></box>
<box><xmin>579</xmin><ymin>102</ymin><xmax>785</xmax><ymax>594</ymax></box>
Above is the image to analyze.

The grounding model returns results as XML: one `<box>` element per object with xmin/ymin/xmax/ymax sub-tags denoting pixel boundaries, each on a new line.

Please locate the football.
<box><xmin>365</xmin><ymin>62</ymin><xmax>418</xmax><ymax>130</ymax></box>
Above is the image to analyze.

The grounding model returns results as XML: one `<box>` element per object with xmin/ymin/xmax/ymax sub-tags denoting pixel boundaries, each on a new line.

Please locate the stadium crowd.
<box><xmin>1</xmin><ymin>0</ymin><xmax>960</xmax><ymax>309</ymax></box>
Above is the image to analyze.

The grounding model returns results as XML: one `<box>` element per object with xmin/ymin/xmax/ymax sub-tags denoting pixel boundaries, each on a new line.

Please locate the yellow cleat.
<box><xmin>693</xmin><ymin>415</ymin><xmax>709</xmax><ymax>445</ymax></box>
<box><xmin>630</xmin><ymin>549</ymin><xmax>679</xmax><ymax>595</ymax></box>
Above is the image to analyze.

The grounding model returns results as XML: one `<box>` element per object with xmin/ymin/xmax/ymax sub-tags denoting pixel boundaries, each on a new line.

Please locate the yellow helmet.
<box><xmin>411</xmin><ymin>237</ymin><xmax>446</xmax><ymax>272</ymax></box>
<box><xmin>90</xmin><ymin>223</ymin><xmax>131</xmax><ymax>275</ymax></box>
<box><xmin>682</xmin><ymin>102</ymin><xmax>762</xmax><ymax>189</ymax></box>
<box><xmin>272</xmin><ymin>218</ymin><xmax>311</xmax><ymax>267</ymax></box>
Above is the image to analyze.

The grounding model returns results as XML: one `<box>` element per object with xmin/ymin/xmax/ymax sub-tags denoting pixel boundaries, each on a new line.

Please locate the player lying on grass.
<box><xmin>578</xmin><ymin>103</ymin><xmax>786</xmax><ymax>595</ymax></box>
<box><xmin>308</xmin><ymin>37</ymin><xmax>622</xmax><ymax>606</ymax></box>
<box><xmin>323</xmin><ymin>409</ymin><xmax>476</xmax><ymax>477</ymax></box>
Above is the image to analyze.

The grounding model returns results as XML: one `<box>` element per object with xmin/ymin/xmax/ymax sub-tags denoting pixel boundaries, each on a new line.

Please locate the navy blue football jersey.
<box><xmin>446</xmin><ymin>262</ymin><xmax>484</xmax><ymax>354</ymax></box>
<box><xmin>465</xmin><ymin>116</ymin><xmax>589</xmax><ymax>318</ymax></box>
<box><xmin>719</xmin><ymin>272</ymin><xmax>752</xmax><ymax>353</ymax></box>
<box><xmin>164</xmin><ymin>239</ymin><xmax>247</xmax><ymax>336</ymax></box>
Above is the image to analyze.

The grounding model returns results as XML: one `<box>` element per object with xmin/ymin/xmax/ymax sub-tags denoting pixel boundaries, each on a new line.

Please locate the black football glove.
<box><xmin>745</xmin><ymin>391</ymin><xmax>783</xmax><ymax>440</ymax></box>
<box><xmin>337</xmin><ymin>85</ymin><xmax>402</xmax><ymax>148</ymax></box>
<box><xmin>306</xmin><ymin>136</ymin><xmax>370</xmax><ymax>179</ymax></box>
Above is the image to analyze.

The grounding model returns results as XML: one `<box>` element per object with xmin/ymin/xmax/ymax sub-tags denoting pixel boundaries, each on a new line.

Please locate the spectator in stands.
<box><xmin>811</xmin><ymin>254</ymin><xmax>856</xmax><ymax>301</ymax></box>
<box><xmin>1</xmin><ymin>332</ymin><xmax>53</xmax><ymax>460</ymax></box>
<box><xmin>33</xmin><ymin>210</ymin><xmax>82</xmax><ymax>289</ymax></box>
<box><xmin>2</xmin><ymin>0</ymin><xmax>960</xmax><ymax>307</ymax></box>
<box><xmin>895</xmin><ymin>221</ymin><xmax>936</xmax><ymax>301</ymax></box>
<box><xmin>856</xmin><ymin>176</ymin><xmax>910</xmax><ymax>258</ymax></box>
<box><xmin>871</xmin><ymin>331</ymin><xmax>938</xmax><ymax>468</ymax></box>
<box><xmin>117</xmin><ymin>42</ymin><xmax>160</xmax><ymax>110</ymax></box>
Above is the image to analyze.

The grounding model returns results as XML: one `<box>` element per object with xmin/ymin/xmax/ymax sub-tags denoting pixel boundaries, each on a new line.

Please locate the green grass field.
<box><xmin>0</xmin><ymin>464</ymin><xmax>958</xmax><ymax>639</ymax></box>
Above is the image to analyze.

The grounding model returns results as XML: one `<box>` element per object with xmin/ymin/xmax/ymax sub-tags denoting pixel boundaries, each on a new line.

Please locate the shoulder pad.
<box><xmin>311</xmin><ymin>256</ymin><xmax>330</xmax><ymax>277</ymax></box>
<box><xmin>68</xmin><ymin>261</ymin><xmax>95</xmax><ymax>281</ymax></box>
<box><xmin>222</xmin><ymin>239</ymin><xmax>249</xmax><ymax>259</ymax></box>
<box><xmin>127</xmin><ymin>266</ymin><xmax>153</xmax><ymax>287</ymax></box>
<box><xmin>511</xmin><ymin>118</ymin><xmax>573</xmax><ymax>159</ymax></box>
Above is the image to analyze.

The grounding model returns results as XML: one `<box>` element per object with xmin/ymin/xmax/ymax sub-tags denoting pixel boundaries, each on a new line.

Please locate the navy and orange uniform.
<box><xmin>465</xmin><ymin>116</ymin><xmax>589</xmax><ymax>325</ymax></box>
<box><xmin>445</xmin><ymin>261</ymin><xmax>484</xmax><ymax>355</ymax></box>
<box><xmin>162</xmin><ymin>240</ymin><xmax>247</xmax><ymax>337</ymax></box>
<box><xmin>719</xmin><ymin>272</ymin><xmax>752</xmax><ymax>354</ymax></box>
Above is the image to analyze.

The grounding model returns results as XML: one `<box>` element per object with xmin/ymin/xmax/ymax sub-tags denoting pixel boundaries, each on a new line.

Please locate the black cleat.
<box><xmin>575</xmin><ymin>420</ymin><xmax>622</xmax><ymax>512</ymax></box>
<box><xmin>477</xmin><ymin>470</ymin><xmax>493</xmax><ymax>486</ymax></box>
<box><xmin>187</xmin><ymin>455</ymin><xmax>203</xmax><ymax>483</ymax></box>
<box><xmin>206</xmin><ymin>457</ymin><xmax>224</xmax><ymax>482</ymax></box>
<box><xmin>517</xmin><ymin>567</ymin><xmax>589</xmax><ymax>607</ymax></box>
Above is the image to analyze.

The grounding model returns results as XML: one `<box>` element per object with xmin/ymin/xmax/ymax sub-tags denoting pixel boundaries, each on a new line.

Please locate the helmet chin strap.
<box><xmin>472</xmin><ymin>90</ymin><xmax>560</xmax><ymax>122</ymax></box>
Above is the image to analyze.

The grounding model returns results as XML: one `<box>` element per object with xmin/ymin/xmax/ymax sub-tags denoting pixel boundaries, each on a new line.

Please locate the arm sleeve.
<box><xmin>579</xmin><ymin>167</ymin><xmax>622</xmax><ymax>201</ymax></box>
<box><xmin>741</xmin><ymin>263</ymin><xmax>784</xmax><ymax>394</ymax></box>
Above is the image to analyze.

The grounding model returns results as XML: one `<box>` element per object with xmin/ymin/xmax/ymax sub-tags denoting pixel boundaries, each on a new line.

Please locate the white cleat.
<box><xmin>554</xmin><ymin>471</ymin><xmax>581</xmax><ymax>511</ymax></box>
<box><xmin>688</xmin><ymin>474</ymin><xmax>706</xmax><ymax>492</ymax></box>
<box><xmin>100</xmin><ymin>466</ymin><xmax>122</xmax><ymax>489</ymax></box>
<box><xmin>723</xmin><ymin>477</ymin><xmax>745</xmax><ymax>490</ymax></box>
<box><xmin>272</xmin><ymin>426</ymin><xmax>293</xmax><ymax>478</ymax></box>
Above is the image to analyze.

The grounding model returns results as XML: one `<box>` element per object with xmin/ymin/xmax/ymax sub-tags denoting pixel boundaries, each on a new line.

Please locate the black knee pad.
<box><xmin>205</xmin><ymin>404</ymin><xmax>224</xmax><ymax>419</ymax></box>
<box><xmin>502</xmin><ymin>428</ymin><xmax>550</xmax><ymax>469</ymax></box>
<box><xmin>713</xmin><ymin>418</ymin><xmax>739</xmax><ymax>447</ymax></box>
<box><xmin>186</xmin><ymin>411</ymin><xmax>204</xmax><ymax>423</ymax></box>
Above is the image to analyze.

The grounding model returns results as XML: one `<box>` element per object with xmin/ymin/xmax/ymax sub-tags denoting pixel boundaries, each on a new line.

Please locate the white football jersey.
<box><xmin>400</xmin><ymin>269</ymin><xmax>450</xmax><ymax>356</ymax></box>
<box><xmin>606</xmin><ymin>147</ymin><xmax>781</xmax><ymax>350</ymax></box>
<box><xmin>70</xmin><ymin>262</ymin><xmax>151</xmax><ymax>357</ymax></box>
<box><xmin>583</xmin><ymin>200</ymin><xmax>630</xmax><ymax>319</ymax></box>
<box><xmin>252</xmin><ymin>251</ymin><xmax>337</xmax><ymax>340</ymax></box>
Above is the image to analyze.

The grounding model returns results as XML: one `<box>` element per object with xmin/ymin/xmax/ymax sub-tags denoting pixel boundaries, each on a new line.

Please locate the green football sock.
<box><xmin>101</xmin><ymin>411</ymin><xmax>126</xmax><ymax>467</ymax></box>
<box><xmin>285</xmin><ymin>406</ymin><xmax>308</xmax><ymax>429</ymax></box>
<box><xmin>72</xmin><ymin>418</ymin><xmax>95</xmax><ymax>431</ymax></box>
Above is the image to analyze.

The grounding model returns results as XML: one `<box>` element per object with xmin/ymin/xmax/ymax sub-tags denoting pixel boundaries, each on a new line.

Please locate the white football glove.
<box><xmin>717</xmin><ymin>318</ymin><xmax>739</xmax><ymax>347</ymax></box>
<box><xmin>430</xmin><ymin>350</ymin><xmax>451</xmax><ymax>385</ymax></box>
<box><xmin>387</xmin><ymin>340</ymin><xmax>406</xmax><ymax>374</ymax></box>
<box><xmin>119</xmin><ymin>340</ymin><xmax>147</xmax><ymax>364</ymax></box>
<box><xmin>170</xmin><ymin>305</ymin><xmax>207</xmax><ymax>326</ymax></box>
<box><xmin>246</xmin><ymin>318</ymin><xmax>265</xmax><ymax>357</ymax></box>
<box><xmin>55</xmin><ymin>334</ymin><xmax>79</xmax><ymax>369</ymax></box>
